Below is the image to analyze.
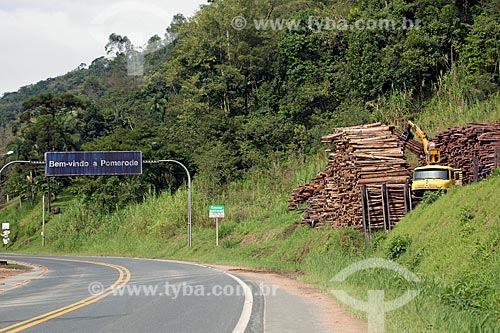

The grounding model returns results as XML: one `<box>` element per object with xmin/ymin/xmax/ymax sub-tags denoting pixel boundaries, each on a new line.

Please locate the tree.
<box><xmin>461</xmin><ymin>0</ymin><xmax>500</xmax><ymax>88</ymax></box>
<box><xmin>19</xmin><ymin>93</ymin><xmax>86</xmax><ymax>159</ymax></box>
<box><xmin>105</xmin><ymin>33</ymin><xmax>133</xmax><ymax>56</ymax></box>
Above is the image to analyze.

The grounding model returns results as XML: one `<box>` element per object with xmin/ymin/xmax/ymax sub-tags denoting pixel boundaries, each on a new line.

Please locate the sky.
<box><xmin>0</xmin><ymin>0</ymin><xmax>207</xmax><ymax>96</ymax></box>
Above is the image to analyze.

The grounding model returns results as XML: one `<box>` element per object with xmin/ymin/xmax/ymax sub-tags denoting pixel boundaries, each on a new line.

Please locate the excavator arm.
<box><xmin>406</xmin><ymin>120</ymin><xmax>429</xmax><ymax>148</ymax></box>
<box><xmin>401</xmin><ymin>120</ymin><xmax>441</xmax><ymax>165</ymax></box>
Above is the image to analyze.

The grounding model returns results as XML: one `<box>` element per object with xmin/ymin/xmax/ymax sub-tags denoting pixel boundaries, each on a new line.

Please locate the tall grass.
<box><xmin>374</xmin><ymin>68</ymin><xmax>500</xmax><ymax>137</ymax></box>
<box><xmin>10</xmin><ymin>153</ymin><xmax>326</xmax><ymax>257</ymax></box>
<box><xmin>0</xmin><ymin>198</ymin><xmax>40</xmax><ymax>245</ymax></box>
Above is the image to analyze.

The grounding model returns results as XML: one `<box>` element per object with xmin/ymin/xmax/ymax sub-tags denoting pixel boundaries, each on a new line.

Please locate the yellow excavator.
<box><xmin>401</xmin><ymin>120</ymin><xmax>462</xmax><ymax>198</ymax></box>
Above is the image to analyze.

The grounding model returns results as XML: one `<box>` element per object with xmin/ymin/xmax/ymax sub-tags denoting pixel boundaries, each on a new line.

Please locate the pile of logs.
<box><xmin>288</xmin><ymin>123</ymin><xmax>412</xmax><ymax>228</ymax></box>
<box><xmin>435</xmin><ymin>123</ymin><xmax>500</xmax><ymax>184</ymax></box>
<box><xmin>290</xmin><ymin>121</ymin><xmax>500</xmax><ymax>229</ymax></box>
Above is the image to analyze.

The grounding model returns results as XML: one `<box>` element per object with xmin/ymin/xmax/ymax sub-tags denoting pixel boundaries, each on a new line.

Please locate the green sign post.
<box><xmin>209</xmin><ymin>206</ymin><xmax>225</xmax><ymax>246</ymax></box>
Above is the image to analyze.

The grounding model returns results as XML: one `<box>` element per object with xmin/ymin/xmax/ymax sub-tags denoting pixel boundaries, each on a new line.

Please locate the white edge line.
<box><xmin>132</xmin><ymin>257</ymin><xmax>254</xmax><ymax>332</ymax></box>
<box><xmin>225</xmin><ymin>271</ymin><xmax>253</xmax><ymax>333</ymax></box>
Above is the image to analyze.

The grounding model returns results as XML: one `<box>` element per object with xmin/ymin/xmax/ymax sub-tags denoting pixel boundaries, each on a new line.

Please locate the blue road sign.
<box><xmin>45</xmin><ymin>151</ymin><xmax>142</xmax><ymax>176</ymax></box>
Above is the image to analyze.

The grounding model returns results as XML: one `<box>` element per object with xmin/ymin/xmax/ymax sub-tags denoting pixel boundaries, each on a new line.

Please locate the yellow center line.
<box><xmin>0</xmin><ymin>258</ymin><xmax>131</xmax><ymax>333</ymax></box>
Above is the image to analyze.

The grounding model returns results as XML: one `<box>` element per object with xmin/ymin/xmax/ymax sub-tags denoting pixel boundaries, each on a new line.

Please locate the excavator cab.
<box><xmin>453</xmin><ymin>169</ymin><xmax>463</xmax><ymax>186</ymax></box>
<box><xmin>426</xmin><ymin>142</ymin><xmax>441</xmax><ymax>164</ymax></box>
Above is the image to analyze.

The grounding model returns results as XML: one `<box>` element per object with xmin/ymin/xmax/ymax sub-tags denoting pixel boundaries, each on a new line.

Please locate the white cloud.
<box><xmin>90</xmin><ymin>1</ymin><xmax>174</xmax><ymax>47</ymax></box>
<box><xmin>0</xmin><ymin>0</ymin><xmax>205</xmax><ymax>95</ymax></box>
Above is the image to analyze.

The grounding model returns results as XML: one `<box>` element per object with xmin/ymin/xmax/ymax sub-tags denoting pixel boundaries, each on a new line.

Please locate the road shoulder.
<box><xmin>212</xmin><ymin>265</ymin><xmax>367</xmax><ymax>333</ymax></box>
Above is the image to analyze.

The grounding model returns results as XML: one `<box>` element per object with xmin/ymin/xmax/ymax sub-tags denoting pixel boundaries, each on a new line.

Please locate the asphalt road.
<box><xmin>0</xmin><ymin>255</ymin><xmax>256</xmax><ymax>333</ymax></box>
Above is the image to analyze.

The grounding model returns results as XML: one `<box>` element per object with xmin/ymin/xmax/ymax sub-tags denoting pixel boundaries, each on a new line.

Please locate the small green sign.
<box><xmin>209</xmin><ymin>205</ymin><xmax>225</xmax><ymax>218</ymax></box>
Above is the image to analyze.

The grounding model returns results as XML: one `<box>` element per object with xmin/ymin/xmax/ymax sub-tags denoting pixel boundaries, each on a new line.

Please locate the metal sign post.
<box><xmin>216</xmin><ymin>218</ymin><xmax>219</xmax><ymax>246</ymax></box>
<box><xmin>209</xmin><ymin>206</ymin><xmax>225</xmax><ymax>246</ymax></box>
<box><xmin>1</xmin><ymin>155</ymin><xmax>194</xmax><ymax>248</ymax></box>
<box><xmin>0</xmin><ymin>160</ymin><xmax>44</xmax><ymax>246</ymax></box>
<box><xmin>144</xmin><ymin>159</ymin><xmax>192</xmax><ymax>247</ymax></box>
<box><xmin>42</xmin><ymin>195</ymin><xmax>45</xmax><ymax>247</ymax></box>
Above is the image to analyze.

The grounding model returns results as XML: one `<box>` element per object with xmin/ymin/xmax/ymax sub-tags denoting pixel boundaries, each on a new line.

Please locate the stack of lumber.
<box><xmin>288</xmin><ymin>172</ymin><xmax>328</xmax><ymax>211</ymax></box>
<box><xmin>363</xmin><ymin>184</ymin><xmax>409</xmax><ymax>228</ymax></box>
<box><xmin>289</xmin><ymin>121</ymin><xmax>500</xmax><ymax>229</ymax></box>
<box><xmin>289</xmin><ymin>123</ymin><xmax>411</xmax><ymax>228</ymax></box>
<box><xmin>434</xmin><ymin>123</ymin><xmax>500</xmax><ymax>184</ymax></box>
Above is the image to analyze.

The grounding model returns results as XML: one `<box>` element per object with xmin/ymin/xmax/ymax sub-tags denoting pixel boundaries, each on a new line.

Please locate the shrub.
<box><xmin>386</xmin><ymin>234</ymin><xmax>412</xmax><ymax>260</ymax></box>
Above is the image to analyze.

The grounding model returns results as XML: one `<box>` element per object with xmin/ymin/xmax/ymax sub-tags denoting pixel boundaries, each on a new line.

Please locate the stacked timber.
<box><xmin>290</xmin><ymin>122</ymin><xmax>500</xmax><ymax>229</ymax></box>
<box><xmin>289</xmin><ymin>123</ymin><xmax>412</xmax><ymax>228</ymax></box>
<box><xmin>288</xmin><ymin>172</ymin><xmax>329</xmax><ymax>211</ymax></box>
<box><xmin>363</xmin><ymin>185</ymin><xmax>410</xmax><ymax>229</ymax></box>
<box><xmin>434</xmin><ymin>123</ymin><xmax>500</xmax><ymax>184</ymax></box>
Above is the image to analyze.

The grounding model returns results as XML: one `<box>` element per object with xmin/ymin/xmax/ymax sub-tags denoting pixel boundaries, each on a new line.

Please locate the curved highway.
<box><xmin>0</xmin><ymin>255</ymin><xmax>254</xmax><ymax>333</ymax></box>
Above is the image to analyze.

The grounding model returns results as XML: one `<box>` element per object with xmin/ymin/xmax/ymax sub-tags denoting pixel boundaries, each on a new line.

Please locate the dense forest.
<box><xmin>0</xmin><ymin>0</ymin><xmax>499</xmax><ymax>211</ymax></box>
